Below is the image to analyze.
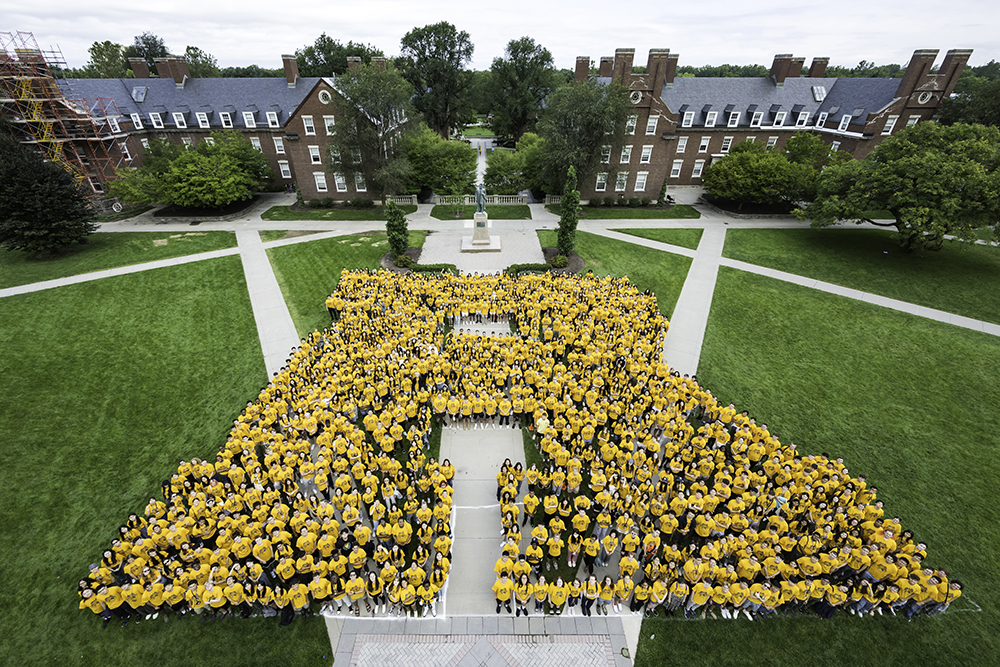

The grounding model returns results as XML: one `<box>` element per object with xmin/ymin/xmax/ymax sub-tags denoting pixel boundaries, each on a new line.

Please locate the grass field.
<box><xmin>723</xmin><ymin>228</ymin><xmax>1000</xmax><ymax>324</ymax></box>
<box><xmin>547</xmin><ymin>204</ymin><xmax>701</xmax><ymax>219</ymax></box>
<box><xmin>430</xmin><ymin>204</ymin><xmax>532</xmax><ymax>220</ymax></box>
<box><xmin>635</xmin><ymin>267</ymin><xmax>1000</xmax><ymax>667</ymax></box>
<box><xmin>0</xmin><ymin>231</ymin><xmax>238</xmax><ymax>290</ymax></box>
<box><xmin>261</xmin><ymin>205</ymin><xmax>417</xmax><ymax>221</ymax></box>
<box><xmin>616</xmin><ymin>228</ymin><xmax>704</xmax><ymax>251</ymax></box>
<box><xmin>537</xmin><ymin>230</ymin><xmax>691</xmax><ymax>317</ymax></box>
<box><xmin>0</xmin><ymin>257</ymin><xmax>331</xmax><ymax>667</ymax></box>
<box><xmin>461</xmin><ymin>126</ymin><xmax>496</xmax><ymax>138</ymax></box>
<box><xmin>267</xmin><ymin>231</ymin><xmax>427</xmax><ymax>337</ymax></box>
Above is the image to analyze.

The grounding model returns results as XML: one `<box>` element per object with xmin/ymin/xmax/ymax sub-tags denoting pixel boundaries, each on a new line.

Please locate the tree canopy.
<box><xmin>489</xmin><ymin>37</ymin><xmax>555</xmax><ymax>139</ymax></box>
<box><xmin>124</xmin><ymin>32</ymin><xmax>169</xmax><ymax>70</ymax></box>
<box><xmin>0</xmin><ymin>134</ymin><xmax>97</xmax><ymax>254</ymax></box>
<box><xmin>402</xmin><ymin>126</ymin><xmax>477</xmax><ymax>196</ymax></box>
<box><xmin>183</xmin><ymin>46</ymin><xmax>220</xmax><ymax>78</ymax></box>
<box><xmin>398</xmin><ymin>22</ymin><xmax>474</xmax><ymax>138</ymax></box>
<box><xmin>557</xmin><ymin>165</ymin><xmax>580</xmax><ymax>255</ymax></box>
<box><xmin>484</xmin><ymin>149</ymin><xmax>525</xmax><ymax>195</ymax></box>
<box><xmin>77</xmin><ymin>41</ymin><xmax>129</xmax><ymax>78</ymax></box>
<box><xmin>940</xmin><ymin>77</ymin><xmax>1000</xmax><ymax>128</ymax></box>
<box><xmin>295</xmin><ymin>34</ymin><xmax>384</xmax><ymax>77</ymax></box>
<box><xmin>798</xmin><ymin>122</ymin><xmax>1000</xmax><ymax>251</ymax></box>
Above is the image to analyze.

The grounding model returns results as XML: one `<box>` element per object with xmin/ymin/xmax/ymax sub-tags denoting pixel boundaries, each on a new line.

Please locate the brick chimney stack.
<box><xmin>282</xmin><ymin>54</ymin><xmax>299</xmax><ymax>87</ymax></box>
<box><xmin>575</xmin><ymin>56</ymin><xmax>590</xmax><ymax>83</ymax></box>
<box><xmin>770</xmin><ymin>54</ymin><xmax>794</xmax><ymax>86</ymax></box>
<box><xmin>129</xmin><ymin>57</ymin><xmax>149</xmax><ymax>79</ymax></box>
<box><xmin>808</xmin><ymin>57</ymin><xmax>829</xmax><ymax>78</ymax></box>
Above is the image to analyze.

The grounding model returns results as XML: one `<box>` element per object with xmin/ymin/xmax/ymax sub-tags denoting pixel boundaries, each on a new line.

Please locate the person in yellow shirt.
<box><xmin>514</xmin><ymin>574</ymin><xmax>534</xmax><ymax>617</ymax></box>
<box><xmin>548</xmin><ymin>577</ymin><xmax>569</xmax><ymax>615</ymax></box>
<box><xmin>493</xmin><ymin>573</ymin><xmax>514</xmax><ymax>614</ymax></box>
<box><xmin>344</xmin><ymin>570</ymin><xmax>368</xmax><ymax>616</ymax></box>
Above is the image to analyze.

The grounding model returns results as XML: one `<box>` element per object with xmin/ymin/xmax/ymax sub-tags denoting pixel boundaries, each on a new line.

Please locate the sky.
<box><xmin>4</xmin><ymin>0</ymin><xmax>997</xmax><ymax>72</ymax></box>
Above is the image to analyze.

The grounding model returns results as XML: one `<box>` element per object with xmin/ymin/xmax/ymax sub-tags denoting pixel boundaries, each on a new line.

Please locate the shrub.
<box><xmin>505</xmin><ymin>262</ymin><xmax>552</xmax><ymax>275</ymax></box>
<box><xmin>603</xmin><ymin>197</ymin><xmax>614</xmax><ymax>207</ymax></box>
<box><xmin>588</xmin><ymin>198</ymin><xmax>602</xmax><ymax>207</ymax></box>
<box><xmin>640</xmin><ymin>196</ymin><xmax>652</xmax><ymax>207</ymax></box>
<box><xmin>628</xmin><ymin>196</ymin><xmax>642</xmax><ymax>207</ymax></box>
<box><xmin>348</xmin><ymin>198</ymin><xmax>375</xmax><ymax>208</ymax></box>
<box><xmin>394</xmin><ymin>253</ymin><xmax>415</xmax><ymax>268</ymax></box>
<box><xmin>319</xmin><ymin>197</ymin><xmax>334</xmax><ymax>208</ymax></box>
<box><xmin>549</xmin><ymin>254</ymin><xmax>569</xmax><ymax>268</ymax></box>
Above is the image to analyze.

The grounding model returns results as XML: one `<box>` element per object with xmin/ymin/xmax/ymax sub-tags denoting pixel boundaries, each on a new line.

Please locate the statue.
<box><xmin>474</xmin><ymin>184</ymin><xmax>487</xmax><ymax>214</ymax></box>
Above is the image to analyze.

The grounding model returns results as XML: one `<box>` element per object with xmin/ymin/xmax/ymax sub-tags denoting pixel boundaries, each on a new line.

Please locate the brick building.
<box><xmin>574</xmin><ymin>47</ymin><xmax>971</xmax><ymax>201</ymax></box>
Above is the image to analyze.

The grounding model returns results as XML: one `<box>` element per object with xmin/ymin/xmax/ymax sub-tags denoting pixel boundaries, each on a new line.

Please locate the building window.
<box><xmin>635</xmin><ymin>171</ymin><xmax>648</xmax><ymax>191</ymax></box>
<box><xmin>831</xmin><ymin>141</ymin><xmax>841</xmax><ymax>152</ymax></box>
<box><xmin>640</xmin><ymin>145</ymin><xmax>652</xmax><ymax>164</ymax></box>
<box><xmin>816</xmin><ymin>112</ymin><xmax>828</xmax><ymax>127</ymax></box>
<box><xmin>906</xmin><ymin>115</ymin><xmax>920</xmax><ymax>126</ymax></box>
<box><xmin>173</xmin><ymin>112</ymin><xmax>187</xmax><ymax>129</ymax></box>
<box><xmin>354</xmin><ymin>173</ymin><xmax>367</xmax><ymax>192</ymax></box>
<box><xmin>278</xmin><ymin>161</ymin><xmax>291</xmax><ymax>179</ymax></box>
<box><xmin>334</xmin><ymin>172</ymin><xmax>348</xmax><ymax>192</ymax></box>
<box><xmin>108</xmin><ymin>117</ymin><xmax>121</xmax><ymax>133</ymax></box>
<box><xmin>196</xmin><ymin>112</ymin><xmax>210</xmax><ymax>129</ymax></box>
<box><xmin>600</xmin><ymin>145</ymin><xmax>611</xmax><ymax>163</ymax></box>
<box><xmin>705</xmin><ymin>111</ymin><xmax>718</xmax><ymax>128</ymax></box>
<box><xmin>746</xmin><ymin>136</ymin><xmax>756</xmax><ymax>144</ymax></box>
<box><xmin>676</xmin><ymin>137</ymin><xmax>688</xmax><ymax>153</ymax></box>
<box><xmin>812</xmin><ymin>85</ymin><xmax>827</xmax><ymax>102</ymax></box>
<box><xmin>721</xmin><ymin>136</ymin><xmax>733</xmax><ymax>153</ymax></box>
<box><xmin>682</xmin><ymin>111</ymin><xmax>695</xmax><ymax>128</ymax></box>
<box><xmin>595</xmin><ymin>172</ymin><xmax>608</xmax><ymax>192</ymax></box>
<box><xmin>130</xmin><ymin>113</ymin><xmax>142</xmax><ymax>129</ymax></box>
<box><xmin>314</xmin><ymin>172</ymin><xmax>328</xmax><ymax>192</ymax></box>
<box><xmin>351</xmin><ymin>148</ymin><xmax>362</xmax><ymax>163</ymax></box>
<box><xmin>838</xmin><ymin>115</ymin><xmax>852</xmax><ymax>131</ymax></box>
<box><xmin>615</xmin><ymin>172</ymin><xmax>628</xmax><ymax>191</ymax></box>
<box><xmin>698</xmin><ymin>136</ymin><xmax>710</xmax><ymax>153</ymax></box>
<box><xmin>243</xmin><ymin>111</ymin><xmax>256</xmax><ymax>128</ymax></box>
<box><xmin>303</xmin><ymin>115</ymin><xmax>316</xmax><ymax>135</ymax></box>
<box><xmin>727</xmin><ymin>111</ymin><xmax>740</xmax><ymax>127</ymax></box>
<box><xmin>750</xmin><ymin>111</ymin><xmax>763</xmax><ymax>127</ymax></box>
<box><xmin>645</xmin><ymin>115</ymin><xmax>658</xmax><ymax>135</ymax></box>
<box><xmin>250</xmin><ymin>137</ymin><xmax>262</xmax><ymax>151</ymax></box>
<box><xmin>89</xmin><ymin>177</ymin><xmax>104</xmax><ymax>193</ymax></box>
<box><xmin>620</xmin><ymin>146</ymin><xmax>632</xmax><ymax>164</ymax></box>
<box><xmin>625</xmin><ymin>115</ymin><xmax>638</xmax><ymax>134</ymax></box>
<box><xmin>273</xmin><ymin>137</ymin><xmax>285</xmax><ymax>154</ymax></box>
<box><xmin>182</xmin><ymin>137</ymin><xmax>193</xmax><ymax>148</ymax></box>
<box><xmin>120</xmin><ymin>141</ymin><xmax>131</xmax><ymax>161</ymax></box>
<box><xmin>670</xmin><ymin>160</ymin><xmax>683</xmax><ymax>178</ymax></box>
<box><xmin>220</xmin><ymin>112</ymin><xmax>233</xmax><ymax>129</ymax></box>
<box><xmin>309</xmin><ymin>146</ymin><xmax>322</xmax><ymax>164</ymax></box>
<box><xmin>796</xmin><ymin>111</ymin><xmax>809</xmax><ymax>127</ymax></box>
<box><xmin>267</xmin><ymin>111</ymin><xmax>279</xmax><ymax>128</ymax></box>
<box><xmin>204</xmin><ymin>137</ymin><xmax>215</xmax><ymax>146</ymax></box>
<box><xmin>773</xmin><ymin>111</ymin><xmax>786</xmax><ymax>127</ymax></box>
<box><xmin>150</xmin><ymin>112</ymin><xmax>163</xmax><ymax>129</ymax></box>
<box><xmin>882</xmin><ymin>115</ymin><xmax>899</xmax><ymax>135</ymax></box>
<box><xmin>766</xmin><ymin>136</ymin><xmax>778</xmax><ymax>149</ymax></box>
<box><xmin>324</xmin><ymin>115</ymin><xmax>336</xmax><ymax>135</ymax></box>
<box><xmin>692</xmin><ymin>160</ymin><xmax>705</xmax><ymax>178</ymax></box>
<box><xmin>140</xmin><ymin>138</ymin><xmax>149</xmax><ymax>149</ymax></box>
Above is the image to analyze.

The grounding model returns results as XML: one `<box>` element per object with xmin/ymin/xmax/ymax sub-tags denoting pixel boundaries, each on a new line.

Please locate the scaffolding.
<box><xmin>0</xmin><ymin>30</ymin><xmax>127</xmax><ymax>199</ymax></box>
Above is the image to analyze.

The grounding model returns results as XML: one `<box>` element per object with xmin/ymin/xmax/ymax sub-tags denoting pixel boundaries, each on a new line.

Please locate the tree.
<box><xmin>79</xmin><ymin>41</ymin><xmax>129</xmax><ymax>78</ymax></box>
<box><xmin>490</xmin><ymin>37</ymin><xmax>555</xmax><ymax>139</ymax></box>
<box><xmin>798</xmin><ymin>122</ymin><xmax>1000</xmax><ymax>251</ymax></box>
<box><xmin>515</xmin><ymin>132</ymin><xmax>546</xmax><ymax>196</ymax></box>
<box><xmin>124</xmin><ymin>32</ymin><xmax>169</xmax><ymax>70</ymax></box>
<box><xmin>327</xmin><ymin>63</ymin><xmax>416</xmax><ymax>200</ymax></box>
<box><xmin>402</xmin><ymin>126</ymin><xmax>477</xmax><ymax>195</ymax></box>
<box><xmin>484</xmin><ymin>149</ymin><xmax>525</xmax><ymax>195</ymax></box>
<box><xmin>557</xmin><ymin>166</ymin><xmax>580</xmax><ymax>256</ymax></box>
<box><xmin>384</xmin><ymin>200</ymin><xmax>409</xmax><ymax>259</ymax></box>
<box><xmin>535</xmin><ymin>78</ymin><xmax>631</xmax><ymax>193</ymax></box>
<box><xmin>296</xmin><ymin>34</ymin><xmax>383</xmax><ymax>77</ymax></box>
<box><xmin>184</xmin><ymin>46</ymin><xmax>220</xmax><ymax>78</ymax></box>
<box><xmin>703</xmin><ymin>141</ymin><xmax>811</xmax><ymax>210</ymax></box>
<box><xmin>466</xmin><ymin>70</ymin><xmax>495</xmax><ymax>117</ymax></box>
<box><xmin>940</xmin><ymin>77</ymin><xmax>1000</xmax><ymax>128</ymax></box>
<box><xmin>0</xmin><ymin>135</ymin><xmax>97</xmax><ymax>254</ymax></box>
<box><xmin>106</xmin><ymin>137</ymin><xmax>181</xmax><ymax>205</ymax></box>
<box><xmin>219</xmin><ymin>65</ymin><xmax>283</xmax><ymax>78</ymax></box>
<box><xmin>783</xmin><ymin>132</ymin><xmax>852</xmax><ymax>201</ymax></box>
<box><xmin>398</xmin><ymin>22</ymin><xmax>474</xmax><ymax>138</ymax></box>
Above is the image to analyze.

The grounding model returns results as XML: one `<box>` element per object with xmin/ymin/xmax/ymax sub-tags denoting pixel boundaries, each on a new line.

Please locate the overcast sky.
<box><xmin>5</xmin><ymin>0</ymin><xmax>997</xmax><ymax>72</ymax></box>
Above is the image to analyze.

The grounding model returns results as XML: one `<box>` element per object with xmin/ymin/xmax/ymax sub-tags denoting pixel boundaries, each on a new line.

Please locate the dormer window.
<box><xmin>196</xmin><ymin>112</ymin><xmax>210</xmax><ymax>129</ymax></box>
<box><xmin>705</xmin><ymin>111</ymin><xmax>717</xmax><ymax>127</ymax></box>
<box><xmin>108</xmin><ymin>117</ymin><xmax>121</xmax><ymax>133</ymax></box>
<box><xmin>130</xmin><ymin>113</ymin><xmax>143</xmax><ymax>129</ymax></box>
<box><xmin>243</xmin><ymin>111</ymin><xmax>256</xmax><ymax>128</ymax></box>
<box><xmin>173</xmin><ymin>112</ymin><xmax>187</xmax><ymax>129</ymax></box>
<box><xmin>681</xmin><ymin>111</ymin><xmax>694</xmax><ymax>128</ymax></box>
<box><xmin>838</xmin><ymin>114</ymin><xmax>852</xmax><ymax>131</ymax></box>
<box><xmin>267</xmin><ymin>111</ymin><xmax>280</xmax><ymax>128</ymax></box>
<box><xmin>220</xmin><ymin>112</ymin><xmax>233</xmax><ymax>129</ymax></box>
<box><xmin>796</xmin><ymin>111</ymin><xmax>809</xmax><ymax>127</ymax></box>
<box><xmin>816</xmin><ymin>112</ymin><xmax>828</xmax><ymax>128</ymax></box>
<box><xmin>150</xmin><ymin>112</ymin><xmax>163</xmax><ymax>129</ymax></box>
<box><xmin>727</xmin><ymin>111</ymin><xmax>740</xmax><ymax>127</ymax></box>
<box><xmin>773</xmin><ymin>111</ymin><xmax>786</xmax><ymax>127</ymax></box>
<box><xmin>750</xmin><ymin>112</ymin><xmax>763</xmax><ymax>127</ymax></box>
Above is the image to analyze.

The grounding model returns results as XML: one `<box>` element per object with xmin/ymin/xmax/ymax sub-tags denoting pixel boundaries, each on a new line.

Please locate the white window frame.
<box><xmin>354</xmin><ymin>173</ymin><xmax>367</xmax><ymax>192</ymax></box>
<box><xmin>812</xmin><ymin>85</ymin><xmax>827</xmax><ymax>102</ymax></box>
<box><xmin>750</xmin><ymin>111</ymin><xmax>763</xmax><ymax>128</ymax></box>
<box><xmin>796</xmin><ymin>111</ymin><xmax>809</xmax><ymax>127</ymax></box>
<box><xmin>615</xmin><ymin>171</ymin><xmax>628</xmax><ymax>191</ymax></box>
<box><xmin>273</xmin><ymin>137</ymin><xmax>285</xmax><ymax>154</ymax></box>
<box><xmin>645</xmin><ymin>115</ymin><xmax>658</xmax><ymax>135</ymax></box>
<box><xmin>906</xmin><ymin>115</ymin><xmax>920</xmax><ymax>127</ymax></box>
<box><xmin>721</xmin><ymin>136</ymin><xmax>733</xmax><ymax>153</ymax></box>
<box><xmin>727</xmin><ymin>111</ymin><xmax>740</xmax><ymax>127</ymax></box>
<box><xmin>196</xmin><ymin>112</ymin><xmax>210</xmax><ymax>129</ymax></box>
<box><xmin>278</xmin><ymin>161</ymin><xmax>291</xmax><ymax>179</ymax></box>
<box><xmin>89</xmin><ymin>176</ymin><xmax>104</xmax><ymax>193</ymax></box>
<box><xmin>173</xmin><ymin>112</ymin><xmax>187</xmax><ymax>129</ymax></box>
<box><xmin>698</xmin><ymin>136</ymin><xmax>710</xmax><ymax>153</ymax></box>
<box><xmin>692</xmin><ymin>159</ymin><xmax>705</xmax><ymax>178</ymax></box>
<box><xmin>676</xmin><ymin>137</ymin><xmax>688</xmax><ymax>153</ymax></box>
<box><xmin>250</xmin><ymin>137</ymin><xmax>262</xmax><ymax>151</ymax></box>
<box><xmin>140</xmin><ymin>138</ymin><xmax>149</xmax><ymax>149</ymax></box>
<box><xmin>625</xmin><ymin>115</ymin><xmax>638</xmax><ymax>135</ymax></box>
<box><xmin>303</xmin><ymin>115</ymin><xmax>316</xmax><ymax>136</ymax></box>
<box><xmin>620</xmin><ymin>145</ymin><xmax>632</xmax><ymax>164</ymax></box>
<box><xmin>334</xmin><ymin>172</ymin><xmax>348</xmax><ymax>193</ymax></box>
<box><xmin>882</xmin><ymin>115</ymin><xmax>899</xmax><ymax>135</ymax></box>
<box><xmin>243</xmin><ymin>111</ymin><xmax>256</xmax><ymax>128</ymax></box>
<box><xmin>150</xmin><ymin>112</ymin><xmax>163</xmax><ymax>129</ymax></box>
<box><xmin>182</xmin><ymin>137</ymin><xmax>192</xmax><ymax>148</ymax></box>
<box><xmin>635</xmin><ymin>171</ymin><xmax>648</xmax><ymax>191</ymax></box>
<box><xmin>705</xmin><ymin>111</ymin><xmax>718</xmax><ymax>128</ymax></box>
<box><xmin>600</xmin><ymin>145</ymin><xmax>611</xmax><ymax>164</ymax></box>
<box><xmin>766</xmin><ymin>136</ymin><xmax>778</xmax><ymax>149</ymax></box>
<box><xmin>670</xmin><ymin>160</ymin><xmax>683</xmax><ymax>178</ymax></box>
<box><xmin>120</xmin><ymin>141</ymin><xmax>131</xmax><ymax>161</ymax></box>
<box><xmin>746</xmin><ymin>136</ymin><xmax>756</xmax><ymax>144</ymax></box>
<box><xmin>203</xmin><ymin>137</ymin><xmax>215</xmax><ymax>146</ymax></box>
<box><xmin>309</xmin><ymin>145</ymin><xmax>322</xmax><ymax>164</ymax></box>
<box><xmin>773</xmin><ymin>111</ymin><xmax>786</xmax><ymax>127</ymax></box>
<box><xmin>324</xmin><ymin>115</ymin><xmax>336</xmax><ymax>135</ymax></box>
<box><xmin>682</xmin><ymin>111</ymin><xmax>695</xmax><ymax>128</ymax></box>
<box><xmin>639</xmin><ymin>145</ymin><xmax>653</xmax><ymax>164</ymax></box>
<box><xmin>816</xmin><ymin>112</ymin><xmax>828</xmax><ymax>128</ymax></box>
<box><xmin>108</xmin><ymin>117</ymin><xmax>121</xmax><ymax>133</ymax></box>
<box><xmin>595</xmin><ymin>173</ymin><xmax>608</xmax><ymax>192</ymax></box>
<box><xmin>838</xmin><ymin>115</ymin><xmax>852</xmax><ymax>131</ymax></box>
<box><xmin>314</xmin><ymin>172</ymin><xmax>328</xmax><ymax>192</ymax></box>
<box><xmin>220</xmin><ymin>112</ymin><xmax>233</xmax><ymax>129</ymax></box>
<box><xmin>831</xmin><ymin>141</ymin><xmax>841</xmax><ymax>152</ymax></box>
<box><xmin>351</xmin><ymin>148</ymin><xmax>362</xmax><ymax>164</ymax></box>
<box><xmin>266</xmin><ymin>111</ymin><xmax>279</xmax><ymax>128</ymax></box>
<box><xmin>130</xmin><ymin>113</ymin><xmax>143</xmax><ymax>129</ymax></box>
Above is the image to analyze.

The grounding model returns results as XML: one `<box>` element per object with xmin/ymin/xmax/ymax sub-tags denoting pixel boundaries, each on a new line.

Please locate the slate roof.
<box><xmin>815</xmin><ymin>77</ymin><xmax>901</xmax><ymax>120</ymax></box>
<box><xmin>56</xmin><ymin>77</ymin><xmax>325</xmax><ymax>129</ymax></box>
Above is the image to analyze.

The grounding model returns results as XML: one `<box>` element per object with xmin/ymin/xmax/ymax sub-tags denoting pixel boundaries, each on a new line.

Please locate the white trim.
<box><xmin>838</xmin><ymin>114</ymin><xmax>852</xmax><ymax>132</ymax></box>
<box><xmin>278</xmin><ymin>160</ymin><xmax>291</xmax><ymax>179</ymax></box>
<box><xmin>882</xmin><ymin>115</ymin><xmax>899</xmax><ymax>135</ymax></box>
<box><xmin>119</xmin><ymin>141</ymin><xmax>131</xmax><ymax>161</ymax></box>
<box><xmin>266</xmin><ymin>111</ymin><xmax>280</xmax><ymax>128</ymax></box>
<box><xmin>698</xmin><ymin>136</ymin><xmax>710</xmax><ymax>153</ymax></box>
<box><xmin>681</xmin><ymin>111</ymin><xmax>695</xmax><ymax>128</ymax></box>
<box><xmin>645</xmin><ymin>115</ymin><xmax>658</xmax><ymax>135</ymax></box>
<box><xmin>108</xmin><ymin>117</ymin><xmax>121</xmax><ymax>133</ymax></box>
<box><xmin>721</xmin><ymin>136</ymin><xmax>733</xmax><ymax>153</ymax></box>
<box><xmin>692</xmin><ymin>159</ymin><xmax>705</xmax><ymax>178</ymax></box>
<box><xmin>705</xmin><ymin>111</ymin><xmax>718</xmax><ymax>128</ymax></box>
<box><xmin>614</xmin><ymin>171</ymin><xmax>628</xmax><ymax>191</ymax></box>
<box><xmin>625</xmin><ymin>114</ymin><xmax>638</xmax><ymax>135</ymax></box>
<box><xmin>172</xmin><ymin>112</ymin><xmax>187</xmax><ymax>129</ymax></box>
<box><xmin>334</xmin><ymin>172</ymin><xmax>348</xmax><ymax>193</ymax></box>
<box><xmin>796</xmin><ymin>111</ymin><xmax>809</xmax><ymax>127</ymax></box>
<box><xmin>750</xmin><ymin>111</ymin><xmax>762</xmax><ymax>127</ymax></box>
<box><xmin>273</xmin><ymin>136</ymin><xmax>285</xmax><ymax>154</ymax></box>
<box><xmin>220</xmin><ymin>112</ymin><xmax>233</xmax><ymax>129</ymax></box>
<box><xmin>620</xmin><ymin>145</ymin><xmax>632</xmax><ymax>164</ymax></box>
<box><xmin>354</xmin><ymin>172</ymin><xmax>367</xmax><ymax>192</ymax></box>
<box><xmin>309</xmin><ymin>145</ymin><xmax>322</xmax><ymax>164</ymax></box>
<box><xmin>727</xmin><ymin>111</ymin><xmax>740</xmax><ymax>128</ymax></box>
<box><xmin>130</xmin><ymin>113</ymin><xmax>143</xmax><ymax>129</ymax></box>
<box><xmin>773</xmin><ymin>111</ymin><xmax>786</xmax><ymax>127</ymax></box>
<box><xmin>140</xmin><ymin>138</ymin><xmax>149</xmax><ymax>149</ymax></box>
<box><xmin>600</xmin><ymin>145</ymin><xmax>611</xmax><ymax>163</ymax></box>
<box><xmin>243</xmin><ymin>111</ymin><xmax>256</xmax><ymax>128</ymax></box>
<box><xmin>196</xmin><ymin>112</ymin><xmax>210</xmax><ymax>129</ymax></box>
<box><xmin>303</xmin><ymin>115</ymin><xmax>316</xmax><ymax>135</ymax></box>
<box><xmin>815</xmin><ymin>112</ymin><xmax>828</xmax><ymax>128</ymax></box>
<box><xmin>314</xmin><ymin>172</ymin><xmax>328</xmax><ymax>192</ymax></box>
<box><xmin>635</xmin><ymin>171</ymin><xmax>648</xmax><ymax>191</ymax></box>
<box><xmin>182</xmin><ymin>137</ymin><xmax>192</xmax><ymax>147</ymax></box>
<box><xmin>670</xmin><ymin>160</ymin><xmax>683</xmax><ymax>178</ymax></box>
<box><xmin>639</xmin><ymin>145</ymin><xmax>652</xmax><ymax>164</ymax></box>
<box><xmin>675</xmin><ymin>137</ymin><xmax>687</xmax><ymax>153</ymax></box>
<box><xmin>595</xmin><ymin>172</ymin><xmax>608</xmax><ymax>192</ymax></box>
<box><xmin>250</xmin><ymin>137</ymin><xmax>262</xmax><ymax>151</ymax></box>
<box><xmin>149</xmin><ymin>112</ymin><xmax>163</xmax><ymax>129</ymax></box>
<box><xmin>906</xmin><ymin>115</ymin><xmax>920</xmax><ymax>126</ymax></box>
<box><xmin>831</xmin><ymin>141</ymin><xmax>841</xmax><ymax>152</ymax></box>
<box><xmin>324</xmin><ymin>115</ymin><xmax>336</xmax><ymax>135</ymax></box>
<box><xmin>766</xmin><ymin>136</ymin><xmax>778</xmax><ymax>149</ymax></box>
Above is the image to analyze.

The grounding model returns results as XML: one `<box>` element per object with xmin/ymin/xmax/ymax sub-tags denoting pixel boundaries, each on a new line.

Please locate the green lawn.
<box><xmin>261</xmin><ymin>204</ymin><xmax>417</xmax><ymax>221</ymax></box>
<box><xmin>637</xmin><ymin>267</ymin><xmax>1000</xmax><ymax>667</ymax></box>
<box><xmin>461</xmin><ymin>126</ymin><xmax>496</xmax><ymax>138</ymax></box>
<box><xmin>616</xmin><ymin>228</ymin><xmax>704</xmax><ymax>251</ymax></box>
<box><xmin>537</xmin><ymin>230</ymin><xmax>691</xmax><ymax>317</ymax></box>
<box><xmin>431</xmin><ymin>204</ymin><xmax>532</xmax><ymax>220</ymax></box>
<box><xmin>267</xmin><ymin>231</ymin><xmax>427</xmax><ymax>337</ymax></box>
<box><xmin>547</xmin><ymin>204</ymin><xmax>701</xmax><ymax>219</ymax></box>
<box><xmin>722</xmin><ymin>228</ymin><xmax>1000</xmax><ymax>324</ymax></box>
<box><xmin>0</xmin><ymin>231</ymin><xmax>238</xmax><ymax>290</ymax></box>
<box><xmin>0</xmin><ymin>258</ymin><xmax>330</xmax><ymax>667</ymax></box>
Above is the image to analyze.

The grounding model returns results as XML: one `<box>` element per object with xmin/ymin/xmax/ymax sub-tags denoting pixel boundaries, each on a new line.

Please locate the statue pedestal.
<box><xmin>461</xmin><ymin>212</ymin><xmax>501</xmax><ymax>252</ymax></box>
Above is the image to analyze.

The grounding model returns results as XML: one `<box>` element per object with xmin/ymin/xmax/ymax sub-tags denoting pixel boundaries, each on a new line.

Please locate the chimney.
<box><xmin>808</xmin><ymin>57</ymin><xmax>829</xmax><ymax>78</ymax></box>
<box><xmin>154</xmin><ymin>57</ymin><xmax>174</xmax><ymax>81</ymax></box>
<box><xmin>789</xmin><ymin>56</ymin><xmax>805</xmax><ymax>78</ymax></box>
<box><xmin>129</xmin><ymin>57</ymin><xmax>150</xmax><ymax>79</ymax></box>
<box><xmin>895</xmin><ymin>49</ymin><xmax>939</xmax><ymax>99</ymax></box>
<box><xmin>647</xmin><ymin>48</ymin><xmax>670</xmax><ymax>98</ymax></box>
<box><xmin>171</xmin><ymin>57</ymin><xmax>190</xmax><ymax>86</ymax></box>
<box><xmin>575</xmin><ymin>56</ymin><xmax>590</xmax><ymax>83</ymax></box>
<box><xmin>282</xmin><ymin>54</ymin><xmax>299</xmax><ymax>87</ymax></box>
<box><xmin>936</xmin><ymin>49</ymin><xmax>974</xmax><ymax>96</ymax></box>
<box><xmin>599</xmin><ymin>56</ymin><xmax>613</xmax><ymax>78</ymax></box>
<box><xmin>664</xmin><ymin>53</ymin><xmax>679</xmax><ymax>88</ymax></box>
<box><xmin>613</xmin><ymin>48</ymin><xmax>635</xmax><ymax>82</ymax></box>
<box><xmin>346</xmin><ymin>56</ymin><xmax>362</xmax><ymax>71</ymax></box>
<box><xmin>770</xmin><ymin>54</ymin><xmax>793</xmax><ymax>86</ymax></box>
<box><xmin>371</xmin><ymin>57</ymin><xmax>386</xmax><ymax>70</ymax></box>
